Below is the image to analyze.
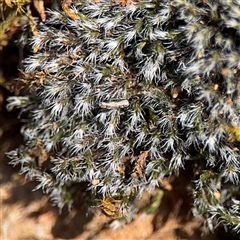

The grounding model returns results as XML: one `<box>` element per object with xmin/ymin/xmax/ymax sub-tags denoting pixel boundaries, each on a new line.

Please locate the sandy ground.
<box><xmin>1</xmin><ymin>173</ymin><xmax>211</xmax><ymax>240</ymax></box>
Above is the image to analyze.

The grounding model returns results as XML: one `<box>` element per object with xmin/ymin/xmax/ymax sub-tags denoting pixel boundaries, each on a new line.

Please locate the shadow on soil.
<box><xmin>151</xmin><ymin>168</ymin><xmax>240</xmax><ymax>240</ymax></box>
<box><xmin>52</xmin><ymin>201</ymin><xmax>94</xmax><ymax>239</ymax></box>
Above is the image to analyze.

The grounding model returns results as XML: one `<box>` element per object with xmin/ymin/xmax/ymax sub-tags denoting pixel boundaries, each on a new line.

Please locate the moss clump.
<box><xmin>7</xmin><ymin>0</ymin><xmax>240</xmax><ymax>232</ymax></box>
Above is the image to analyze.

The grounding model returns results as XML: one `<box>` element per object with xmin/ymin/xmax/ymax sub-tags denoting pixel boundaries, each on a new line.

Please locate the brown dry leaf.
<box><xmin>25</xmin><ymin>4</ymin><xmax>39</xmax><ymax>52</ymax></box>
<box><xmin>0</xmin><ymin>12</ymin><xmax>22</xmax><ymax>50</ymax></box>
<box><xmin>119</xmin><ymin>0</ymin><xmax>131</xmax><ymax>6</ymax></box>
<box><xmin>33</xmin><ymin>0</ymin><xmax>46</xmax><ymax>21</ymax></box>
<box><xmin>62</xmin><ymin>0</ymin><xmax>79</xmax><ymax>20</ymax></box>
<box><xmin>26</xmin><ymin>5</ymin><xmax>38</xmax><ymax>36</ymax></box>
<box><xmin>29</xmin><ymin>138</ymin><xmax>49</xmax><ymax>167</ymax></box>
<box><xmin>131</xmin><ymin>151</ymin><xmax>148</xmax><ymax>178</ymax></box>
<box><xmin>100</xmin><ymin>197</ymin><xmax>122</xmax><ymax>218</ymax></box>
